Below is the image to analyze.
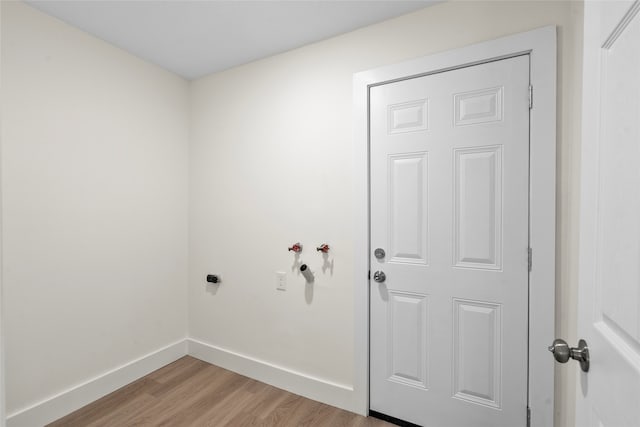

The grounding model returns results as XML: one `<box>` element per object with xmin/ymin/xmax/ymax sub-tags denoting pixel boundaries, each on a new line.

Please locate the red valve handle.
<box><xmin>288</xmin><ymin>243</ymin><xmax>302</xmax><ymax>253</ymax></box>
<box><xmin>316</xmin><ymin>244</ymin><xmax>330</xmax><ymax>253</ymax></box>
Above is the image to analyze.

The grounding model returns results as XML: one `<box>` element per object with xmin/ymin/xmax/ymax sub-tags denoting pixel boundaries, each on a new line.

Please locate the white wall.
<box><xmin>1</xmin><ymin>1</ymin><xmax>189</xmax><ymax>418</ymax></box>
<box><xmin>189</xmin><ymin>1</ymin><xmax>583</xmax><ymax>425</ymax></box>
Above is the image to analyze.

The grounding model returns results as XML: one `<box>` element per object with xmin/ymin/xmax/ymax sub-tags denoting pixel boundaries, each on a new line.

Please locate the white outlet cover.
<box><xmin>276</xmin><ymin>271</ymin><xmax>286</xmax><ymax>291</ymax></box>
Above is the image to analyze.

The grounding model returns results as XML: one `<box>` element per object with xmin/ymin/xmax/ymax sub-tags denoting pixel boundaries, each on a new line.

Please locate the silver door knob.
<box><xmin>374</xmin><ymin>248</ymin><xmax>386</xmax><ymax>259</ymax></box>
<box><xmin>373</xmin><ymin>271</ymin><xmax>386</xmax><ymax>283</ymax></box>
<box><xmin>548</xmin><ymin>338</ymin><xmax>589</xmax><ymax>372</ymax></box>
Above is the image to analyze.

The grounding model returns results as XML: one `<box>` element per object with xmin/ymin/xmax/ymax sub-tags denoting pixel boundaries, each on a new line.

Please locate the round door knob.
<box><xmin>373</xmin><ymin>271</ymin><xmax>386</xmax><ymax>283</ymax></box>
<box><xmin>548</xmin><ymin>338</ymin><xmax>590</xmax><ymax>372</ymax></box>
<box><xmin>548</xmin><ymin>338</ymin><xmax>570</xmax><ymax>363</ymax></box>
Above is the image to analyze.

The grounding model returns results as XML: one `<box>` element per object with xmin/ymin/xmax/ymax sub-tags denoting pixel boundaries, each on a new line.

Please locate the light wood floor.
<box><xmin>47</xmin><ymin>356</ymin><xmax>394</xmax><ymax>427</ymax></box>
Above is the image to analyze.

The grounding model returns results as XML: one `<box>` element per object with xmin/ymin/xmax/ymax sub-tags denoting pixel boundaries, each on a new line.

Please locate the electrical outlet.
<box><xmin>276</xmin><ymin>271</ymin><xmax>286</xmax><ymax>291</ymax></box>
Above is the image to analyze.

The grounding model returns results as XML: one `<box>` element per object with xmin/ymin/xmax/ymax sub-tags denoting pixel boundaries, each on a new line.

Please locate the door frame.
<box><xmin>353</xmin><ymin>26</ymin><xmax>556</xmax><ymax>427</ymax></box>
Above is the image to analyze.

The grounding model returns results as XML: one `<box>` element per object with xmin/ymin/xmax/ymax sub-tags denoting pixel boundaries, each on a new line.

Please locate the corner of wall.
<box><xmin>6</xmin><ymin>340</ymin><xmax>187</xmax><ymax>427</ymax></box>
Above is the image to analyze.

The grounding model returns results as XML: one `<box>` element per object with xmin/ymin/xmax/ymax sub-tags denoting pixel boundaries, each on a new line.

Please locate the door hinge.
<box><xmin>527</xmin><ymin>406</ymin><xmax>531</xmax><ymax>427</ymax></box>
<box><xmin>528</xmin><ymin>248</ymin><xmax>533</xmax><ymax>272</ymax></box>
<box><xmin>528</xmin><ymin>85</ymin><xmax>533</xmax><ymax>109</ymax></box>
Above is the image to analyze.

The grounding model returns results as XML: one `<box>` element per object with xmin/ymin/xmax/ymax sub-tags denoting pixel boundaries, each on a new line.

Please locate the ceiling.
<box><xmin>26</xmin><ymin>1</ymin><xmax>438</xmax><ymax>80</ymax></box>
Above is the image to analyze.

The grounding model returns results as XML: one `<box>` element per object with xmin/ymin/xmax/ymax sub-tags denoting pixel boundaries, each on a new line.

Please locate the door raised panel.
<box><xmin>453</xmin><ymin>299</ymin><xmax>502</xmax><ymax>409</ymax></box>
<box><xmin>387</xmin><ymin>291</ymin><xmax>429</xmax><ymax>389</ymax></box>
<box><xmin>388</xmin><ymin>99</ymin><xmax>429</xmax><ymax>134</ymax></box>
<box><xmin>454</xmin><ymin>146</ymin><xmax>503</xmax><ymax>270</ymax></box>
<box><xmin>454</xmin><ymin>87</ymin><xmax>503</xmax><ymax>127</ymax></box>
<box><xmin>388</xmin><ymin>153</ymin><xmax>429</xmax><ymax>265</ymax></box>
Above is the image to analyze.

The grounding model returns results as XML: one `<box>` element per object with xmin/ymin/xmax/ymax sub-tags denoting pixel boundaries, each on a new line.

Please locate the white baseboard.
<box><xmin>6</xmin><ymin>340</ymin><xmax>188</xmax><ymax>427</ymax></box>
<box><xmin>187</xmin><ymin>338</ymin><xmax>360</xmax><ymax>414</ymax></box>
<box><xmin>6</xmin><ymin>338</ymin><xmax>362</xmax><ymax>426</ymax></box>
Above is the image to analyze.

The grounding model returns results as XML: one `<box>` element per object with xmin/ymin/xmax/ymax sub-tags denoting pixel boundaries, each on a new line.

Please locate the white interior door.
<box><xmin>369</xmin><ymin>55</ymin><xmax>530</xmax><ymax>427</ymax></box>
<box><xmin>576</xmin><ymin>2</ymin><xmax>640</xmax><ymax>426</ymax></box>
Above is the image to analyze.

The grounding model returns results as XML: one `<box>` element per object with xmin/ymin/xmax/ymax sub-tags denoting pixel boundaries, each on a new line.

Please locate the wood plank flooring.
<box><xmin>47</xmin><ymin>356</ymin><xmax>394</xmax><ymax>427</ymax></box>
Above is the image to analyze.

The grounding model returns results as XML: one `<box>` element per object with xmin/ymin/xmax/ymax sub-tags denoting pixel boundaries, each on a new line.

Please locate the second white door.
<box><xmin>370</xmin><ymin>55</ymin><xmax>530</xmax><ymax>426</ymax></box>
<box><xmin>576</xmin><ymin>1</ymin><xmax>640</xmax><ymax>426</ymax></box>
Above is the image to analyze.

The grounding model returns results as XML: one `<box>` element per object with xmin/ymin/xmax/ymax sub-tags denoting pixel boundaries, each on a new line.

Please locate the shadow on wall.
<box><xmin>305</xmin><ymin>282</ymin><xmax>313</xmax><ymax>305</ymax></box>
<box><xmin>321</xmin><ymin>252</ymin><xmax>334</xmax><ymax>275</ymax></box>
<box><xmin>205</xmin><ymin>282</ymin><xmax>220</xmax><ymax>296</ymax></box>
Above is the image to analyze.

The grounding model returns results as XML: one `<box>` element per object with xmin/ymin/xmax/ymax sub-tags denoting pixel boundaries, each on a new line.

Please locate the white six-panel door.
<box><xmin>577</xmin><ymin>2</ymin><xmax>640</xmax><ymax>426</ymax></box>
<box><xmin>369</xmin><ymin>55</ymin><xmax>530</xmax><ymax>426</ymax></box>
